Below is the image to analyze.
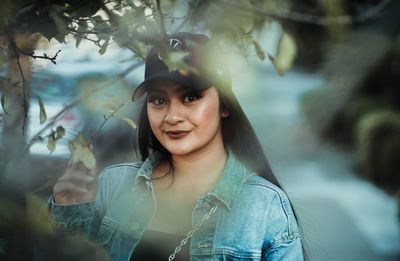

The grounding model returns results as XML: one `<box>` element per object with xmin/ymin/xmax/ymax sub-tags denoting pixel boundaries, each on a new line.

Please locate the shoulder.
<box><xmin>242</xmin><ymin>174</ymin><xmax>290</xmax><ymax>206</ymax></box>
<box><xmin>241</xmin><ymin>174</ymin><xmax>300</xmax><ymax>239</ymax></box>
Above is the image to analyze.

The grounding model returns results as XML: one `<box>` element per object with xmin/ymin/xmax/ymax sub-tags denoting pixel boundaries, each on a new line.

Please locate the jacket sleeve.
<box><xmin>262</xmin><ymin>236</ymin><xmax>303</xmax><ymax>261</ymax></box>
<box><xmin>261</xmin><ymin>189</ymin><xmax>304</xmax><ymax>261</ymax></box>
<box><xmin>48</xmin><ymin>170</ymin><xmax>109</xmax><ymax>240</ymax></box>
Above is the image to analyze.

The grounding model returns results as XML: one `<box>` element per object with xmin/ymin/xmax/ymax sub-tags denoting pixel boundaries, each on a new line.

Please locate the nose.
<box><xmin>164</xmin><ymin>100</ymin><xmax>184</xmax><ymax>125</ymax></box>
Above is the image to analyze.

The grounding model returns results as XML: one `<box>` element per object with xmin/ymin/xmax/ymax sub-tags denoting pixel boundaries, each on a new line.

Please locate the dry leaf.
<box><xmin>69</xmin><ymin>133</ymin><xmax>96</xmax><ymax>170</ymax></box>
<box><xmin>37</xmin><ymin>95</ymin><xmax>47</xmax><ymax>124</ymax></box>
<box><xmin>269</xmin><ymin>31</ymin><xmax>297</xmax><ymax>76</ymax></box>
<box><xmin>121</xmin><ymin>117</ymin><xmax>137</xmax><ymax>129</ymax></box>
<box><xmin>47</xmin><ymin>132</ymin><xmax>56</xmax><ymax>153</ymax></box>
<box><xmin>55</xmin><ymin>125</ymin><xmax>65</xmax><ymax>139</ymax></box>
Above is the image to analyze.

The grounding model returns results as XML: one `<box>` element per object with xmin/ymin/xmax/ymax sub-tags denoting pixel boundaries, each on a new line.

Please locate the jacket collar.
<box><xmin>204</xmin><ymin>150</ymin><xmax>250</xmax><ymax>211</ymax></box>
<box><xmin>134</xmin><ymin>149</ymin><xmax>251</xmax><ymax>211</ymax></box>
<box><xmin>134</xmin><ymin>150</ymin><xmax>162</xmax><ymax>184</ymax></box>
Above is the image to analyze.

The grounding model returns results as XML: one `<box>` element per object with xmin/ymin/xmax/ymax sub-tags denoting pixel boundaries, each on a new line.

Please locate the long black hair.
<box><xmin>137</xmin><ymin>82</ymin><xmax>279</xmax><ymax>187</ymax></box>
<box><xmin>136</xmin><ymin>80</ymin><xmax>309</xmax><ymax>259</ymax></box>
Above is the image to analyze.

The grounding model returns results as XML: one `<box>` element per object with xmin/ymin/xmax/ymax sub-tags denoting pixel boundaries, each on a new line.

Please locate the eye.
<box><xmin>148</xmin><ymin>95</ymin><xmax>166</xmax><ymax>106</ymax></box>
<box><xmin>183</xmin><ymin>94</ymin><xmax>199</xmax><ymax>103</ymax></box>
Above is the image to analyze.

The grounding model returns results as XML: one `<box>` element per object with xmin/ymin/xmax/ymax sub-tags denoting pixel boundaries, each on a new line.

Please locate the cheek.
<box><xmin>191</xmin><ymin>101</ymin><xmax>220</xmax><ymax>127</ymax></box>
<box><xmin>147</xmin><ymin>106</ymin><xmax>162</xmax><ymax>133</ymax></box>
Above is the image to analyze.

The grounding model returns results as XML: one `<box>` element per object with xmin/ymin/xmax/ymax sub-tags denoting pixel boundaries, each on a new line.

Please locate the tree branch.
<box><xmin>156</xmin><ymin>0</ymin><xmax>167</xmax><ymax>36</ymax></box>
<box><xmin>9</xmin><ymin>37</ymin><xmax>29</xmax><ymax>134</ymax></box>
<box><xmin>90</xmin><ymin>101</ymin><xmax>125</xmax><ymax>143</ymax></box>
<box><xmin>217</xmin><ymin>0</ymin><xmax>391</xmax><ymax>25</ymax></box>
<box><xmin>16</xmin><ymin>47</ymin><xmax>61</xmax><ymax>65</ymax></box>
<box><xmin>25</xmin><ymin>60</ymin><xmax>144</xmax><ymax>152</ymax></box>
<box><xmin>70</xmin><ymin>31</ymin><xmax>102</xmax><ymax>46</ymax></box>
<box><xmin>68</xmin><ymin>26</ymin><xmax>117</xmax><ymax>35</ymax></box>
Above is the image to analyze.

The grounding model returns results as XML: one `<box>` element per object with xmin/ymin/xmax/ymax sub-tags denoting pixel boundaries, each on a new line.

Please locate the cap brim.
<box><xmin>132</xmin><ymin>71</ymin><xmax>210</xmax><ymax>101</ymax></box>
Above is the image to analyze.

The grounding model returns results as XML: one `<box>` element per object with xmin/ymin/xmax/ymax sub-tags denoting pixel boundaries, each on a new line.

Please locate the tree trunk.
<box><xmin>0</xmin><ymin>34</ymin><xmax>36</xmax><ymax>195</ymax></box>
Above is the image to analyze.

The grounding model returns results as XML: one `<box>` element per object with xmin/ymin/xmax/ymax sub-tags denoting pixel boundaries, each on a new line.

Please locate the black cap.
<box><xmin>132</xmin><ymin>32</ymin><xmax>231</xmax><ymax>101</ymax></box>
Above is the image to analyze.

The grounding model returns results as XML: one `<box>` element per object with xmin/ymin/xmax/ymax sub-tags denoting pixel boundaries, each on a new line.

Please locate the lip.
<box><xmin>165</xmin><ymin>130</ymin><xmax>191</xmax><ymax>139</ymax></box>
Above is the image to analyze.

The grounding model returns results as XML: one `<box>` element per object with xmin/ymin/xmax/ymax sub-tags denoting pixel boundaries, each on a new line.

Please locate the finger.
<box><xmin>87</xmin><ymin>177</ymin><xmax>98</xmax><ymax>193</ymax></box>
<box><xmin>58</xmin><ymin>172</ymin><xmax>96</xmax><ymax>183</ymax></box>
<box><xmin>70</xmin><ymin>161</ymin><xmax>88</xmax><ymax>171</ymax></box>
<box><xmin>53</xmin><ymin>181</ymin><xmax>89</xmax><ymax>194</ymax></box>
<box><xmin>63</xmin><ymin>167</ymin><xmax>95</xmax><ymax>176</ymax></box>
<box><xmin>88</xmin><ymin>170</ymin><xmax>97</xmax><ymax>177</ymax></box>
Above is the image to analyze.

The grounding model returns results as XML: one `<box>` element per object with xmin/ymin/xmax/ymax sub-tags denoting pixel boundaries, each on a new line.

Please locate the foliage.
<box><xmin>0</xmin><ymin>1</ymin><xmax>393</xmax><ymax>182</ymax></box>
<box><xmin>0</xmin><ymin>193</ymin><xmax>108</xmax><ymax>260</ymax></box>
<box><xmin>0</xmin><ymin>0</ymin><xmax>396</xmax><ymax>258</ymax></box>
<box><xmin>0</xmin><ymin>0</ymin><xmax>306</xmax><ymax>168</ymax></box>
<box><xmin>356</xmin><ymin>110</ymin><xmax>400</xmax><ymax>187</ymax></box>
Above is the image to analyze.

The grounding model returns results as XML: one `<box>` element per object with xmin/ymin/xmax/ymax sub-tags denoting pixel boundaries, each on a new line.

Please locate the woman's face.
<box><xmin>146</xmin><ymin>80</ymin><xmax>226</xmax><ymax>157</ymax></box>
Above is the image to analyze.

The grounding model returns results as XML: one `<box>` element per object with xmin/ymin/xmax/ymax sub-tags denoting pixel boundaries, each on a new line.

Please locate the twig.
<box><xmin>156</xmin><ymin>0</ymin><xmax>167</xmax><ymax>36</ymax></box>
<box><xmin>10</xmin><ymin>39</ymin><xmax>29</xmax><ymax>134</ymax></box>
<box><xmin>217</xmin><ymin>0</ymin><xmax>391</xmax><ymax>25</ymax></box>
<box><xmin>174</xmin><ymin>13</ymin><xmax>191</xmax><ymax>32</ymax></box>
<box><xmin>70</xmin><ymin>31</ymin><xmax>102</xmax><ymax>46</ymax></box>
<box><xmin>173</xmin><ymin>0</ymin><xmax>201</xmax><ymax>32</ymax></box>
<box><xmin>68</xmin><ymin>26</ymin><xmax>117</xmax><ymax>35</ymax></box>
<box><xmin>25</xmin><ymin>60</ymin><xmax>144</xmax><ymax>152</ymax></box>
<box><xmin>16</xmin><ymin>47</ymin><xmax>61</xmax><ymax>65</ymax></box>
<box><xmin>90</xmin><ymin>101</ymin><xmax>125</xmax><ymax>143</ymax></box>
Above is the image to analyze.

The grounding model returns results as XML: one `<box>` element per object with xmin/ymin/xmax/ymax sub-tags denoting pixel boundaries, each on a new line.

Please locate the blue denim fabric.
<box><xmin>49</xmin><ymin>151</ymin><xmax>303</xmax><ymax>260</ymax></box>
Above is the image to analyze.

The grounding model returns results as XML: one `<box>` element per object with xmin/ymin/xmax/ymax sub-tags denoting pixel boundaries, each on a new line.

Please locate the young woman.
<box><xmin>50</xmin><ymin>33</ymin><xmax>304</xmax><ymax>260</ymax></box>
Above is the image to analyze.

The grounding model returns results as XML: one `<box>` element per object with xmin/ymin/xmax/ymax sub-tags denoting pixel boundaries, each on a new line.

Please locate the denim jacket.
<box><xmin>49</xmin><ymin>151</ymin><xmax>303</xmax><ymax>260</ymax></box>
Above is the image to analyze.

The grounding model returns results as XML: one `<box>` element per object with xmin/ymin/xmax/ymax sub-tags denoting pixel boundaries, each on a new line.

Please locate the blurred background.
<box><xmin>0</xmin><ymin>0</ymin><xmax>399</xmax><ymax>260</ymax></box>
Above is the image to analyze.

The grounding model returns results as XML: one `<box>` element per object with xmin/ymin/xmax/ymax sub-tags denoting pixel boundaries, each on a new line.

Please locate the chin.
<box><xmin>163</xmin><ymin>142</ymin><xmax>199</xmax><ymax>156</ymax></box>
<box><xmin>166</xmin><ymin>147</ymin><xmax>194</xmax><ymax>156</ymax></box>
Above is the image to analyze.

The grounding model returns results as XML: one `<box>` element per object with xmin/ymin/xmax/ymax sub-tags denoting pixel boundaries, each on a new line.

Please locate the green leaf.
<box><xmin>98</xmin><ymin>38</ymin><xmax>109</xmax><ymax>55</ymax></box>
<box><xmin>169</xmin><ymin>51</ymin><xmax>189</xmax><ymax>64</ymax></box>
<box><xmin>75</xmin><ymin>21</ymin><xmax>88</xmax><ymax>48</ymax></box>
<box><xmin>69</xmin><ymin>133</ymin><xmax>96</xmax><ymax>170</ymax></box>
<box><xmin>162</xmin><ymin>50</ymin><xmax>192</xmax><ymax>72</ymax></box>
<box><xmin>50</xmin><ymin>12</ymin><xmax>68</xmax><ymax>43</ymax></box>
<box><xmin>47</xmin><ymin>132</ymin><xmax>56</xmax><ymax>153</ymax></box>
<box><xmin>37</xmin><ymin>95</ymin><xmax>47</xmax><ymax>124</ymax></box>
<box><xmin>75</xmin><ymin>35</ymin><xmax>83</xmax><ymax>48</ymax></box>
<box><xmin>121</xmin><ymin>117</ymin><xmax>137</xmax><ymax>129</ymax></box>
<box><xmin>55</xmin><ymin>125</ymin><xmax>65</xmax><ymax>140</ymax></box>
<box><xmin>1</xmin><ymin>93</ymin><xmax>7</xmax><ymax>114</ymax></box>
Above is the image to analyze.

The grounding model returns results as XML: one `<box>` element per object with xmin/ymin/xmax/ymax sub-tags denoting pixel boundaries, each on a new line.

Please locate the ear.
<box><xmin>221</xmin><ymin>110</ymin><xmax>230</xmax><ymax>118</ymax></box>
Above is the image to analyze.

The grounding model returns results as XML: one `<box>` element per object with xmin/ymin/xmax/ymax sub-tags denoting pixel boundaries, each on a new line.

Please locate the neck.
<box><xmin>170</xmin><ymin>131</ymin><xmax>228</xmax><ymax>190</ymax></box>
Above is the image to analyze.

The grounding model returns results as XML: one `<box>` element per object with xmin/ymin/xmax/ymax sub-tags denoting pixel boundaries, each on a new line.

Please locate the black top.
<box><xmin>130</xmin><ymin>230</ymin><xmax>190</xmax><ymax>261</ymax></box>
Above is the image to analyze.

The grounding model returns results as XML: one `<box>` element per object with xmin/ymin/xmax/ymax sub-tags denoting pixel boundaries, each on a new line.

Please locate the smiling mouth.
<box><xmin>165</xmin><ymin>130</ymin><xmax>191</xmax><ymax>139</ymax></box>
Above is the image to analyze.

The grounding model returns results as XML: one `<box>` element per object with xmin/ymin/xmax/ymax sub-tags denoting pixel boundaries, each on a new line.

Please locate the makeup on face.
<box><xmin>147</xmin><ymin>84</ymin><xmax>205</xmax><ymax>108</ymax></box>
<box><xmin>146</xmin><ymin>81</ymin><xmax>224</xmax><ymax>157</ymax></box>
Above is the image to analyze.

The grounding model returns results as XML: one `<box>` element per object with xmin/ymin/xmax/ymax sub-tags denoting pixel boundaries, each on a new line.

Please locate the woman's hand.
<box><xmin>53</xmin><ymin>161</ymin><xmax>98</xmax><ymax>205</ymax></box>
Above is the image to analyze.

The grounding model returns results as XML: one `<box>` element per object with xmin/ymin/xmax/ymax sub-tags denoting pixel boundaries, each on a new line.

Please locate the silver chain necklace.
<box><xmin>168</xmin><ymin>203</ymin><xmax>219</xmax><ymax>261</ymax></box>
